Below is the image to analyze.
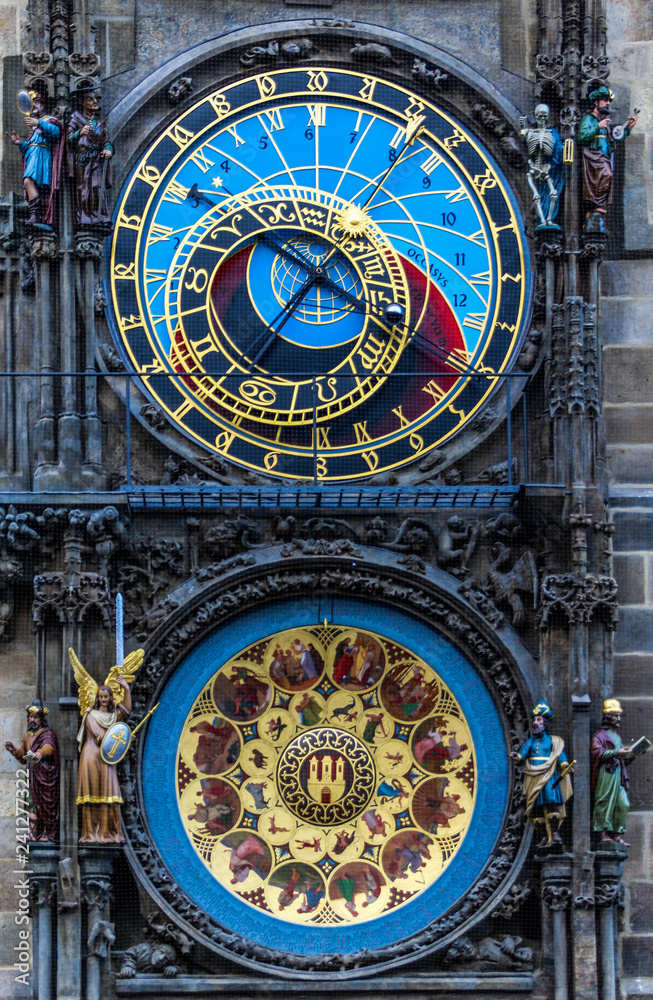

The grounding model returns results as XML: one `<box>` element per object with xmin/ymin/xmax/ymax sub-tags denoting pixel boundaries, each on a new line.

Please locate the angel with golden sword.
<box><xmin>70</xmin><ymin>593</ymin><xmax>145</xmax><ymax>842</ymax></box>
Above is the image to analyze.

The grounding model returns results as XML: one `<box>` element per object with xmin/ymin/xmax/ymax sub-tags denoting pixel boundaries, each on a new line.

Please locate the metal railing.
<box><xmin>0</xmin><ymin>368</ymin><xmax>564</xmax><ymax>508</ymax></box>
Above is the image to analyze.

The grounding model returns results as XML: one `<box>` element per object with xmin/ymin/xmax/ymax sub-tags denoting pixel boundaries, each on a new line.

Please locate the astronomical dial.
<box><xmin>109</xmin><ymin>68</ymin><xmax>531</xmax><ymax>481</ymax></box>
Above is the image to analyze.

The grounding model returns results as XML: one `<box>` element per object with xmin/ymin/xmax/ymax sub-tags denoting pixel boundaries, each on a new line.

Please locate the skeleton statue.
<box><xmin>518</xmin><ymin>104</ymin><xmax>564</xmax><ymax>230</ymax></box>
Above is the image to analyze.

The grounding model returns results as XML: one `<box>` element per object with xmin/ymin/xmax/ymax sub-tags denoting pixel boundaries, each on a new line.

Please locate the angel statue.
<box><xmin>69</xmin><ymin>647</ymin><xmax>144</xmax><ymax>843</ymax></box>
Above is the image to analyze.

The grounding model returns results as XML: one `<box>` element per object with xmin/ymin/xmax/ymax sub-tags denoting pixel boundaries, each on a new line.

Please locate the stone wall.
<box><xmin>604</xmin><ymin>3</ymin><xmax>653</xmax><ymax>997</ymax></box>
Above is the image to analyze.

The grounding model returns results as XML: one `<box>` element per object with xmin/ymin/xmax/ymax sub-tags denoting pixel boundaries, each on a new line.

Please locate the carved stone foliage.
<box><xmin>113</xmin><ymin>509</ymin><xmax>554</xmax><ymax>639</ymax></box>
<box><xmin>115</xmin><ymin>536</ymin><xmax>184</xmax><ymax>631</ymax></box>
<box><xmin>539</xmin><ymin>574</ymin><xmax>618</xmax><ymax>630</ymax></box>
<box><xmin>489</xmin><ymin>882</ymin><xmax>532</xmax><ymax>919</ymax></box>
<box><xmin>121</xmin><ymin>557</ymin><xmax>530</xmax><ymax>974</ymax></box>
<box><xmin>541</xmin><ymin>884</ymin><xmax>572</xmax><ymax>910</ymax></box>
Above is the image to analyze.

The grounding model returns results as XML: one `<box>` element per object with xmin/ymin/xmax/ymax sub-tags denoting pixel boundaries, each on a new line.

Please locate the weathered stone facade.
<box><xmin>0</xmin><ymin>1</ymin><xmax>651</xmax><ymax>998</ymax></box>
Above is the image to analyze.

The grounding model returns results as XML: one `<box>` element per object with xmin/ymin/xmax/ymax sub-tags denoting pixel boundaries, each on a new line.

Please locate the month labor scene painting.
<box><xmin>177</xmin><ymin>624</ymin><xmax>475</xmax><ymax>925</ymax></box>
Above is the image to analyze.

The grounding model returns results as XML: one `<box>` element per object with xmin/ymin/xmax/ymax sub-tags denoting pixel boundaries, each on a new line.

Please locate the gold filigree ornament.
<box><xmin>176</xmin><ymin>624</ymin><xmax>476</xmax><ymax>925</ymax></box>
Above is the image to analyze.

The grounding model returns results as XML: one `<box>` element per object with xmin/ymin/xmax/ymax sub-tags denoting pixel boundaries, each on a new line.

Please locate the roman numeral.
<box><xmin>422</xmin><ymin>380</ymin><xmax>446</xmax><ymax>405</ymax></box>
<box><xmin>189</xmin><ymin>148</ymin><xmax>216</xmax><ymax>173</ymax></box>
<box><xmin>307</xmin><ymin>104</ymin><xmax>326</xmax><ymax>127</ymax></box>
<box><xmin>263</xmin><ymin>108</ymin><xmax>285</xmax><ymax>132</ymax></box>
<box><xmin>353</xmin><ymin>421</ymin><xmax>372</xmax><ymax>444</ymax></box>
<box><xmin>163</xmin><ymin>179</ymin><xmax>190</xmax><ymax>204</ymax></box>
<box><xmin>421</xmin><ymin>151</ymin><xmax>443</xmax><ymax>175</ymax></box>
<box><xmin>462</xmin><ymin>313</ymin><xmax>486</xmax><ymax>332</ymax></box>
<box><xmin>226</xmin><ymin>125</ymin><xmax>245</xmax><ymax>147</ymax></box>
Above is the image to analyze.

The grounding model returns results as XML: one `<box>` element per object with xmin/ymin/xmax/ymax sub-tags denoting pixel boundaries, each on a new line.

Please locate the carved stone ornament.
<box><xmin>33</xmin><ymin>570</ymin><xmax>112</xmax><ymax>626</ymax></box>
<box><xmin>23</xmin><ymin>50</ymin><xmax>53</xmax><ymax>79</ymax></box>
<box><xmin>534</xmin><ymin>53</ymin><xmax>565</xmax><ymax>98</ymax></box>
<box><xmin>168</xmin><ymin>76</ymin><xmax>193</xmax><ymax>104</ymax></box>
<box><xmin>121</xmin><ymin>549</ymin><xmax>531</xmax><ymax>976</ymax></box>
<box><xmin>68</xmin><ymin>51</ymin><xmax>101</xmax><ymax>78</ymax></box>
<box><xmin>594</xmin><ymin>882</ymin><xmax>619</xmax><ymax>908</ymax></box>
<box><xmin>539</xmin><ymin>573</ymin><xmax>618</xmax><ymax>630</ymax></box>
<box><xmin>412</xmin><ymin>58</ymin><xmax>448</xmax><ymax>87</ymax></box>
<box><xmin>541</xmin><ymin>884</ymin><xmax>572</xmax><ymax>910</ymax></box>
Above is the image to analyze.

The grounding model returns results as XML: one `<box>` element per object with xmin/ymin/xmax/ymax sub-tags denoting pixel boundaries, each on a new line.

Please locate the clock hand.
<box><xmin>292</xmin><ymin>264</ymin><xmax>488</xmax><ymax>379</ymax></box>
<box><xmin>245</xmin><ymin>271</ymin><xmax>320</xmax><ymax>371</ymax></box>
<box><xmin>360</xmin><ymin>118</ymin><xmax>425</xmax><ymax>211</ymax></box>
<box><xmin>316</xmin><ymin>119</ymin><xmax>425</xmax><ymax>274</ymax></box>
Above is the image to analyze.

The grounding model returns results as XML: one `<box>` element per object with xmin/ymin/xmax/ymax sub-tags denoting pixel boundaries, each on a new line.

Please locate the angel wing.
<box><xmin>104</xmin><ymin>648</ymin><xmax>144</xmax><ymax>706</ymax></box>
<box><xmin>68</xmin><ymin>647</ymin><xmax>98</xmax><ymax>717</ymax></box>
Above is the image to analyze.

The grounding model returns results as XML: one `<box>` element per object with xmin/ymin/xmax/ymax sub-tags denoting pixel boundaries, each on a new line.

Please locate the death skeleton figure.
<box><xmin>518</xmin><ymin>103</ymin><xmax>564</xmax><ymax>230</ymax></box>
<box><xmin>510</xmin><ymin>702</ymin><xmax>573</xmax><ymax>847</ymax></box>
<box><xmin>70</xmin><ymin>647</ymin><xmax>143</xmax><ymax>842</ymax></box>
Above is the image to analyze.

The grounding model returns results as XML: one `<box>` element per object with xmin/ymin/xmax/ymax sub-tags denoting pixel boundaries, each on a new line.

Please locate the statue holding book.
<box><xmin>591</xmin><ymin>698</ymin><xmax>650</xmax><ymax>846</ymax></box>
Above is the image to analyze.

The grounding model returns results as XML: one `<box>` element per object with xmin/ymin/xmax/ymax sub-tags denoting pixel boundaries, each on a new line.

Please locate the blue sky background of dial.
<box><xmin>136</xmin><ymin>102</ymin><xmax>497</xmax><ymax>364</ymax></box>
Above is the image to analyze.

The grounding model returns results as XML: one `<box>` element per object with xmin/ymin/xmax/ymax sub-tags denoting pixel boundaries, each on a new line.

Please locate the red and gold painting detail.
<box><xmin>176</xmin><ymin>625</ymin><xmax>475</xmax><ymax>925</ymax></box>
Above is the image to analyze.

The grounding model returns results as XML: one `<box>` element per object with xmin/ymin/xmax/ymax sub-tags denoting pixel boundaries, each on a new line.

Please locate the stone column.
<box><xmin>595</xmin><ymin>848</ymin><xmax>626</xmax><ymax>1000</ymax></box>
<box><xmin>540</xmin><ymin>853</ymin><xmax>573</xmax><ymax>1000</ymax></box>
<box><xmin>30</xmin><ymin>845</ymin><xmax>58</xmax><ymax>1000</ymax></box>
<box><xmin>80</xmin><ymin>849</ymin><xmax>115</xmax><ymax>1000</ymax></box>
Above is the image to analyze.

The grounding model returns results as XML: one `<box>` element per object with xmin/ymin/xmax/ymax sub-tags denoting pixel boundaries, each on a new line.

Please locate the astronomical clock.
<box><xmin>108</xmin><ymin>67</ymin><xmax>531</xmax><ymax>481</ymax></box>
<box><xmin>106</xmin><ymin>51</ymin><xmax>534</xmax><ymax>984</ymax></box>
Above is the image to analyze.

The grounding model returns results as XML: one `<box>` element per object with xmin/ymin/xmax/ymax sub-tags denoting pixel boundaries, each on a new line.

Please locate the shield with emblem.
<box><xmin>100</xmin><ymin>721</ymin><xmax>131</xmax><ymax>765</ymax></box>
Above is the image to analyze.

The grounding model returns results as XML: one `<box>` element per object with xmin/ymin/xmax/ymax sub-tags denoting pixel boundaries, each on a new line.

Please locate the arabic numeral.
<box><xmin>455</xmin><ymin>253</ymin><xmax>465</xmax><ymax>266</ymax></box>
<box><xmin>305</xmin><ymin>127</ymin><xmax>314</xmax><ymax>140</ymax></box>
<box><xmin>220</xmin><ymin>159</ymin><xmax>230</xmax><ymax>172</ymax></box>
<box><xmin>349</xmin><ymin>131</ymin><xmax>358</xmax><ymax>143</ymax></box>
<box><xmin>453</xmin><ymin>293</ymin><xmax>467</xmax><ymax>307</ymax></box>
<box><xmin>441</xmin><ymin>212</ymin><xmax>456</xmax><ymax>226</ymax></box>
<box><xmin>388</xmin><ymin>148</ymin><xmax>397</xmax><ymax>163</ymax></box>
<box><xmin>422</xmin><ymin>176</ymin><xmax>431</xmax><ymax>189</ymax></box>
<box><xmin>259</xmin><ymin>135</ymin><xmax>268</xmax><ymax>150</ymax></box>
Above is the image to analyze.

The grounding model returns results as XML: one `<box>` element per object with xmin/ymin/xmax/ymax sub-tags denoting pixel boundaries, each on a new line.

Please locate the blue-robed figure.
<box><xmin>510</xmin><ymin>702</ymin><xmax>573</xmax><ymax>847</ymax></box>
<box><xmin>10</xmin><ymin>89</ymin><xmax>64</xmax><ymax>228</ymax></box>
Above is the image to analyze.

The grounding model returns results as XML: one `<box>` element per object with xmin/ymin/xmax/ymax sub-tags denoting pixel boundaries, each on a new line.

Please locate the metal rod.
<box><xmin>312</xmin><ymin>374</ymin><xmax>318</xmax><ymax>487</ymax></box>
<box><xmin>523</xmin><ymin>390</ymin><xmax>529</xmax><ymax>483</ymax></box>
<box><xmin>507</xmin><ymin>376</ymin><xmax>512</xmax><ymax>486</ymax></box>
<box><xmin>126</xmin><ymin>375</ymin><xmax>131</xmax><ymax>487</ymax></box>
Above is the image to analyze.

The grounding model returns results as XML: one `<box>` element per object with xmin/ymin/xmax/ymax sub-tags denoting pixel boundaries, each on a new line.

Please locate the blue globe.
<box><xmin>272</xmin><ymin>236</ymin><xmax>362</xmax><ymax>324</ymax></box>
